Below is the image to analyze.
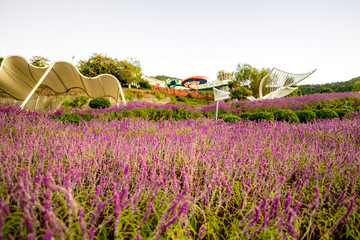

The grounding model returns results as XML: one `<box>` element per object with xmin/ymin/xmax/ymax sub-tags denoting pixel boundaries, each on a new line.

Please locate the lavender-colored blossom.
<box><xmin>248</xmin><ymin>206</ymin><xmax>260</xmax><ymax>227</ymax></box>
<box><xmin>340</xmin><ymin>198</ymin><xmax>355</xmax><ymax>222</ymax></box>
<box><xmin>159</xmin><ymin>202</ymin><xmax>189</xmax><ymax>232</ymax></box>
<box><xmin>0</xmin><ymin>99</ymin><xmax>359</xmax><ymax>238</ymax></box>
<box><xmin>40</xmin><ymin>229</ymin><xmax>55</xmax><ymax>240</ymax></box>
<box><xmin>198</xmin><ymin>225</ymin><xmax>205</xmax><ymax>240</ymax></box>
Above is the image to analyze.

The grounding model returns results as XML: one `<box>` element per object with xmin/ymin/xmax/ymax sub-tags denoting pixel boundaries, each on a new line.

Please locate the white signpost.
<box><xmin>213</xmin><ymin>88</ymin><xmax>231</xmax><ymax>120</ymax></box>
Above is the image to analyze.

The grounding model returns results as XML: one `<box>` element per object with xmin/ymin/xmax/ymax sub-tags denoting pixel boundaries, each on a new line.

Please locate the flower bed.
<box><xmin>0</xmin><ymin>105</ymin><xmax>359</xmax><ymax>239</ymax></box>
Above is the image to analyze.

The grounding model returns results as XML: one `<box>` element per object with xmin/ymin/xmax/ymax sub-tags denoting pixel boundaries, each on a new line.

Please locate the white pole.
<box><xmin>117</xmin><ymin>80</ymin><xmax>126</xmax><ymax>106</ymax></box>
<box><xmin>20</xmin><ymin>63</ymin><xmax>55</xmax><ymax>109</ymax></box>
<box><xmin>216</xmin><ymin>100</ymin><xmax>219</xmax><ymax>120</ymax></box>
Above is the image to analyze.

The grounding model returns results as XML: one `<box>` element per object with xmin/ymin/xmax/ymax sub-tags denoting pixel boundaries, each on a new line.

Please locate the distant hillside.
<box><xmin>298</xmin><ymin>76</ymin><xmax>360</xmax><ymax>95</ymax></box>
<box><xmin>153</xmin><ymin>75</ymin><xmax>179</xmax><ymax>81</ymax></box>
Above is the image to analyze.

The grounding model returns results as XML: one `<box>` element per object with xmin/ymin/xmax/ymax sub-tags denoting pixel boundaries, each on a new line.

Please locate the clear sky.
<box><xmin>1</xmin><ymin>0</ymin><xmax>359</xmax><ymax>84</ymax></box>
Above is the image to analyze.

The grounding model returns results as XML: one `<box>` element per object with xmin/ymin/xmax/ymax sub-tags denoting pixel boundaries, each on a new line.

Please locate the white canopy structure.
<box><xmin>0</xmin><ymin>56</ymin><xmax>126</xmax><ymax>109</ymax></box>
<box><xmin>259</xmin><ymin>67</ymin><xmax>316</xmax><ymax>100</ymax></box>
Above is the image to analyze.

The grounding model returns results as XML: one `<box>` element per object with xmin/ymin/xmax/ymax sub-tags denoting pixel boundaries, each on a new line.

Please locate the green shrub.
<box><xmin>249</xmin><ymin>112</ymin><xmax>274</xmax><ymax>122</ymax></box>
<box><xmin>62</xmin><ymin>96</ymin><xmax>89</xmax><ymax>108</ymax></box>
<box><xmin>273</xmin><ymin>109</ymin><xmax>299</xmax><ymax>123</ymax></box>
<box><xmin>315</xmin><ymin>108</ymin><xmax>338</xmax><ymax>119</ymax></box>
<box><xmin>121</xmin><ymin>110</ymin><xmax>135</xmax><ymax>118</ymax></box>
<box><xmin>230</xmin><ymin>86</ymin><xmax>253</xmax><ymax>100</ymax></box>
<box><xmin>148</xmin><ymin>108</ymin><xmax>173</xmax><ymax>121</ymax></box>
<box><xmin>133</xmin><ymin>108</ymin><xmax>149</xmax><ymax>119</ymax></box>
<box><xmin>332</xmin><ymin>108</ymin><xmax>351</xmax><ymax>119</ymax></box>
<box><xmin>175</xmin><ymin>95</ymin><xmax>186</xmax><ymax>102</ymax></box>
<box><xmin>296</xmin><ymin>110</ymin><xmax>317</xmax><ymax>123</ymax></box>
<box><xmin>222</xmin><ymin>115</ymin><xmax>241</xmax><ymax>122</ymax></box>
<box><xmin>172</xmin><ymin>108</ymin><xmax>200</xmax><ymax>120</ymax></box>
<box><xmin>139</xmin><ymin>80</ymin><xmax>152</xmax><ymax>89</ymax></box>
<box><xmin>109</xmin><ymin>111</ymin><xmax>122</xmax><ymax>121</ymax></box>
<box><xmin>320</xmin><ymin>88</ymin><xmax>334</xmax><ymax>93</ymax></box>
<box><xmin>80</xmin><ymin>113</ymin><xmax>94</xmax><ymax>122</ymax></box>
<box><xmin>203</xmin><ymin>111</ymin><xmax>215</xmax><ymax>118</ymax></box>
<box><xmin>155</xmin><ymin>93</ymin><xmax>163</xmax><ymax>100</ymax></box>
<box><xmin>136</xmin><ymin>92</ymin><xmax>144</xmax><ymax>99</ymax></box>
<box><xmin>239</xmin><ymin>112</ymin><xmax>251</xmax><ymax>119</ymax></box>
<box><xmin>125</xmin><ymin>93</ymin><xmax>135</xmax><ymax>101</ymax></box>
<box><xmin>312</xmin><ymin>101</ymin><xmax>325</xmax><ymax>110</ymax></box>
<box><xmin>59</xmin><ymin>113</ymin><xmax>80</xmax><ymax>125</ymax></box>
<box><xmin>328</xmin><ymin>98</ymin><xmax>343</xmax><ymax>108</ymax></box>
<box><xmin>89</xmin><ymin>97</ymin><xmax>111</xmax><ymax>109</ymax></box>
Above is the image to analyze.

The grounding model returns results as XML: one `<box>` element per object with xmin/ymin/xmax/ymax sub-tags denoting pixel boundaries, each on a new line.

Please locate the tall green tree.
<box><xmin>320</xmin><ymin>88</ymin><xmax>334</xmax><ymax>93</ymax></box>
<box><xmin>217</xmin><ymin>70</ymin><xmax>233</xmax><ymax>81</ymax></box>
<box><xmin>230</xmin><ymin>63</ymin><xmax>270</xmax><ymax>98</ymax></box>
<box><xmin>0</xmin><ymin>57</ymin><xmax>3</xmax><ymax>66</ymax></box>
<box><xmin>77</xmin><ymin>53</ymin><xmax>143</xmax><ymax>86</ymax></box>
<box><xmin>230</xmin><ymin>86</ymin><xmax>253</xmax><ymax>100</ymax></box>
<box><xmin>353</xmin><ymin>81</ymin><xmax>360</xmax><ymax>92</ymax></box>
<box><xmin>30</xmin><ymin>56</ymin><xmax>50</xmax><ymax>67</ymax></box>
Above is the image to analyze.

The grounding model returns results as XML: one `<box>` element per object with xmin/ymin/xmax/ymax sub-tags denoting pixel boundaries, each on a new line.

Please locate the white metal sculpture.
<box><xmin>259</xmin><ymin>68</ymin><xmax>316</xmax><ymax>100</ymax></box>
<box><xmin>0</xmin><ymin>56</ymin><xmax>126</xmax><ymax>109</ymax></box>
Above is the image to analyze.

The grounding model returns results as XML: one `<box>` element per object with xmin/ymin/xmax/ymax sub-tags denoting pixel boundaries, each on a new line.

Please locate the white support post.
<box><xmin>117</xmin><ymin>81</ymin><xmax>126</xmax><ymax>106</ymax></box>
<box><xmin>259</xmin><ymin>68</ymin><xmax>274</xmax><ymax>99</ymax></box>
<box><xmin>34</xmin><ymin>96</ymin><xmax>40</xmax><ymax>110</ymax></box>
<box><xmin>215</xmin><ymin>100</ymin><xmax>219</xmax><ymax>120</ymax></box>
<box><xmin>54</xmin><ymin>91</ymin><xmax>69</xmax><ymax>112</ymax></box>
<box><xmin>20</xmin><ymin>63</ymin><xmax>55</xmax><ymax>109</ymax></box>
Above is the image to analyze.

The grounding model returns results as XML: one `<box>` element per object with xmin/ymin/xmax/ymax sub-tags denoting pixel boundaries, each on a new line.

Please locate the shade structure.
<box><xmin>259</xmin><ymin>68</ymin><xmax>316</xmax><ymax>100</ymax></box>
<box><xmin>0</xmin><ymin>56</ymin><xmax>126</xmax><ymax>108</ymax></box>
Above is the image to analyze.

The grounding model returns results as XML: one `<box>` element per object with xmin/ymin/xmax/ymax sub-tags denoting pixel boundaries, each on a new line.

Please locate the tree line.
<box><xmin>298</xmin><ymin>77</ymin><xmax>360</xmax><ymax>95</ymax></box>
<box><xmin>1</xmin><ymin>56</ymin><xmax>359</xmax><ymax>95</ymax></box>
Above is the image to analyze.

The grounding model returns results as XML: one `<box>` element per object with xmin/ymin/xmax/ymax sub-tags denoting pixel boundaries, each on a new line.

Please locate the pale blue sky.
<box><xmin>1</xmin><ymin>0</ymin><xmax>359</xmax><ymax>84</ymax></box>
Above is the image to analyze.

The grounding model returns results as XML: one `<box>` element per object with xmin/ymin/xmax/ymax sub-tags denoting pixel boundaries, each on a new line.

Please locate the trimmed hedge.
<box><xmin>51</xmin><ymin>98</ymin><xmax>359</xmax><ymax>125</ymax></box>
<box><xmin>273</xmin><ymin>109</ymin><xmax>299</xmax><ymax>123</ymax></box>
<box><xmin>248</xmin><ymin>112</ymin><xmax>274</xmax><ymax>122</ymax></box>
<box><xmin>222</xmin><ymin>115</ymin><xmax>241</xmax><ymax>123</ymax></box>
<box><xmin>296</xmin><ymin>110</ymin><xmax>317</xmax><ymax>123</ymax></box>
<box><xmin>316</xmin><ymin>108</ymin><xmax>338</xmax><ymax>119</ymax></box>
<box><xmin>239</xmin><ymin>112</ymin><xmax>251</xmax><ymax>119</ymax></box>
<box><xmin>89</xmin><ymin>97</ymin><xmax>111</xmax><ymax>109</ymax></box>
<box><xmin>333</xmin><ymin>108</ymin><xmax>352</xmax><ymax>119</ymax></box>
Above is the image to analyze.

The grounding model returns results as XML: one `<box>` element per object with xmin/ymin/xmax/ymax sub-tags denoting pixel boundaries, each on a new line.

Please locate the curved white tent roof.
<box><xmin>0</xmin><ymin>56</ymin><xmax>126</xmax><ymax>108</ymax></box>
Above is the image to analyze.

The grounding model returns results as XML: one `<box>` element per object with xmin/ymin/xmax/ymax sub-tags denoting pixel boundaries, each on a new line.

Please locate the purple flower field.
<box><xmin>231</xmin><ymin>92</ymin><xmax>360</xmax><ymax>111</ymax></box>
<box><xmin>0</xmin><ymin>102</ymin><xmax>359</xmax><ymax>239</ymax></box>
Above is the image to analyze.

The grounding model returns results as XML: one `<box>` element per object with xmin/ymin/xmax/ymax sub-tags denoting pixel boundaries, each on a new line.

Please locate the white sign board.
<box><xmin>213</xmin><ymin>88</ymin><xmax>231</xmax><ymax>101</ymax></box>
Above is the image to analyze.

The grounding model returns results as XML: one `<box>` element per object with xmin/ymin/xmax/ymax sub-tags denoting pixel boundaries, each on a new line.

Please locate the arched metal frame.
<box><xmin>0</xmin><ymin>56</ymin><xmax>126</xmax><ymax>109</ymax></box>
<box><xmin>259</xmin><ymin>68</ymin><xmax>316</xmax><ymax>99</ymax></box>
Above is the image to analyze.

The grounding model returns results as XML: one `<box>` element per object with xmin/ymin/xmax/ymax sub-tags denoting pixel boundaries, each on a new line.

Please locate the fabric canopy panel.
<box><xmin>0</xmin><ymin>56</ymin><xmax>125</xmax><ymax>107</ymax></box>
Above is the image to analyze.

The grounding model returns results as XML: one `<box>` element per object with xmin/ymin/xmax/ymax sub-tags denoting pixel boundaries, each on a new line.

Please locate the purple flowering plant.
<box><xmin>0</xmin><ymin>92</ymin><xmax>359</xmax><ymax>239</ymax></box>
